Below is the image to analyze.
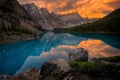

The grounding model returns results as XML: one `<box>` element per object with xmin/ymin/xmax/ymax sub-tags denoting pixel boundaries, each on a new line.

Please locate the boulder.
<box><xmin>69</xmin><ymin>48</ymin><xmax>88</xmax><ymax>61</ymax></box>
<box><xmin>39</xmin><ymin>58</ymin><xmax>70</xmax><ymax>80</ymax></box>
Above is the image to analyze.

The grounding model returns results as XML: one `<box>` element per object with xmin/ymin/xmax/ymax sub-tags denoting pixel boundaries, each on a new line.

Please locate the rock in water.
<box><xmin>69</xmin><ymin>48</ymin><xmax>88</xmax><ymax>61</ymax></box>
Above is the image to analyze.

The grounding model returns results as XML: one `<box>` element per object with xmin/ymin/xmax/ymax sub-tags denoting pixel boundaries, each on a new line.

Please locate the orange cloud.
<box><xmin>18</xmin><ymin>0</ymin><xmax>120</xmax><ymax>18</ymax></box>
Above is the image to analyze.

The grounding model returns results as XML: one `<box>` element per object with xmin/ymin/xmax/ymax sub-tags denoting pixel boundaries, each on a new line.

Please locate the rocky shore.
<box><xmin>0</xmin><ymin>32</ymin><xmax>39</xmax><ymax>44</ymax></box>
<box><xmin>0</xmin><ymin>48</ymin><xmax>120</xmax><ymax>80</ymax></box>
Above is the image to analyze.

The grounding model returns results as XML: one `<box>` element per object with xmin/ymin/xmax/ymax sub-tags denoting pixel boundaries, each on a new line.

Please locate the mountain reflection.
<box><xmin>61</xmin><ymin>39</ymin><xmax>120</xmax><ymax>58</ymax></box>
<box><xmin>0</xmin><ymin>32</ymin><xmax>120</xmax><ymax>75</ymax></box>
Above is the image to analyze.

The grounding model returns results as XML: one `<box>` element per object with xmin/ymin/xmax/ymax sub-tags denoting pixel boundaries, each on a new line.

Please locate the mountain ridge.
<box><xmin>66</xmin><ymin>8</ymin><xmax>120</xmax><ymax>33</ymax></box>
<box><xmin>0</xmin><ymin>0</ymin><xmax>43</xmax><ymax>44</ymax></box>
<box><xmin>23</xmin><ymin>3</ymin><xmax>65</xmax><ymax>30</ymax></box>
<box><xmin>0</xmin><ymin>0</ymin><xmax>42</xmax><ymax>33</ymax></box>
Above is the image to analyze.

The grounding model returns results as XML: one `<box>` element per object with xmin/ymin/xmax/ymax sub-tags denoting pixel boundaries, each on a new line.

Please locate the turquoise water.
<box><xmin>0</xmin><ymin>32</ymin><xmax>120</xmax><ymax>75</ymax></box>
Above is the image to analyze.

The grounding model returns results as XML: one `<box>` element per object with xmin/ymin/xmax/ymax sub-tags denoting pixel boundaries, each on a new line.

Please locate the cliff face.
<box><xmin>23</xmin><ymin>3</ymin><xmax>86</xmax><ymax>30</ymax></box>
<box><xmin>59</xmin><ymin>13</ymin><xmax>84</xmax><ymax>27</ymax></box>
<box><xmin>23</xmin><ymin>3</ymin><xmax>65</xmax><ymax>30</ymax></box>
<box><xmin>0</xmin><ymin>0</ymin><xmax>41</xmax><ymax>34</ymax></box>
<box><xmin>39</xmin><ymin>8</ymin><xmax>65</xmax><ymax>30</ymax></box>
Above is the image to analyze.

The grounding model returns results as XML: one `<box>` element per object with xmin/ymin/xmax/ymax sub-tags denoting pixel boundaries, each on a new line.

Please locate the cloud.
<box><xmin>17</xmin><ymin>0</ymin><xmax>120</xmax><ymax>18</ymax></box>
<box><xmin>107</xmin><ymin>0</ymin><xmax>120</xmax><ymax>9</ymax></box>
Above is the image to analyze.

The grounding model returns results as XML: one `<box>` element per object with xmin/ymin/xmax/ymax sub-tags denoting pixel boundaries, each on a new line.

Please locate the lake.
<box><xmin>0</xmin><ymin>32</ymin><xmax>120</xmax><ymax>75</ymax></box>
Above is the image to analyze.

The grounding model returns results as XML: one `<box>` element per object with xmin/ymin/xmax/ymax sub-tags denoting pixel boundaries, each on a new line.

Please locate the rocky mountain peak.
<box><xmin>58</xmin><ymin>12</ymin><xmax>84</xmax><ymax>27</ymax></box>
<box><xmin>23</xmin><ymin>3</ymin><xmax>40</xmax><ymax>15</ymax></box>
<box><xmin>22</xmin><ymin>3</ymin><xmax>85</xmax><ymax>30</ymax></box>
<box><xmin>39</xmin><ymin>8</ymin><xmax>51</xmax><ymax>20</ymax></box>
<box><xmin>23</xmin><ymin>3</ymin><xmax>65</xmax><ymax>30</ymax></box>
<box><xmin>40</xmin><ymin>8</ymin><xmax>49</xmax><ymax>14</ymax></box>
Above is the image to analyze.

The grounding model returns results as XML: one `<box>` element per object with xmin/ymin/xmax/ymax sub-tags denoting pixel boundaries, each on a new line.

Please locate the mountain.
<box><xmin>23</xmin><ymin>3</ymin><xmax>85</xmax><ymax>30</ymax></box>
<box><xmin>58</xmin><ymin>13</ymin><xmax>83</xmax><ymax>27</ymax></box>
<box><xmin>39</xmin><ymin>8</ymin><xmax>65</xmax><ymax>30</ymax></box>
<box><xmin>23</xmin><ymin>3</ymin><xmax>65</xmax><ymax>30</ymax></box>
<box><xmin>67</xmin><ymin>8</ymin><xmax>120</xmax><ymax>33</ymax></box>
<box><xmin>0</xmin><ymin>0</ymin><xmax>42</xmax><ymax>34</ymax></box>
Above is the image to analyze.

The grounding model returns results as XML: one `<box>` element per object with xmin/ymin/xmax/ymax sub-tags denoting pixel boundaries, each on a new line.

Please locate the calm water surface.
<box><xmin>0</xmin><ymin>32</ymin><xmax>120</xmax><ymax>75</ymax></box>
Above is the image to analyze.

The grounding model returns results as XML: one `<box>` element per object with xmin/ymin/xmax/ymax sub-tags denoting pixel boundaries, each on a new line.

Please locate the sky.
<box><xmin>18</xmin><ymin>0</ymin><xmax>120</xmax><ymax>18</ymax></box>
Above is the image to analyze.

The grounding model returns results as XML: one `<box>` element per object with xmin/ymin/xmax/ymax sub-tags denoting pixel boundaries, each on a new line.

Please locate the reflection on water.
<box><xmin>0</xmin><ymin>32</ymin><xmax>120</xmax><ymax>75</ymax></box>
<box><xmin>60</xmin><ymin>39</ymin><xmax>120</xmax><ymax>59</ymax></box>
<box><xmin>80</xmin><ymin>39</ymin><xmax>120</xmax><ymax>58</ymax></box>
<box><xmin>72</xmin><ymin>33</ymin><xmax>120</xmax><ymax>49</ymax></box>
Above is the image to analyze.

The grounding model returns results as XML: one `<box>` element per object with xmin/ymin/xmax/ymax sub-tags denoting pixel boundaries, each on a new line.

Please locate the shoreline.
<box><xmin>0</xmin><ymin>31</ymin><xmax>119</xmax><ymax>45</ymax></box>
<box><xmin>0</xmin><ymin>33</ymin><xmax>39</xmax><ymax>45</ymax></box>
<box><xmin>68</xmin><ymin>31</ymin><xmax>120</xmax><ymax>34</ymax></box>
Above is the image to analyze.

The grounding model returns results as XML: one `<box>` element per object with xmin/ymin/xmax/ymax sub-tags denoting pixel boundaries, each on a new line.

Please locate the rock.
<box><xmin>49</xmin><ymin>58</ymin><xmax>70</xmax><ymax>72</ymax></box>
<box><xmin>0</xmin><ymin>75</ymin><xmax>13</xmax><ymax>80</ymax></box>
<box><xmin>14</xmin><ymin>68</ymin><xmax>39</xmax><ymax>80</ymax></box>
<box><xmin>39</xmin><ymin>62</ymin><xmax>57</xmax><ymax>80</ymax></box>
<box><xmin>39</xmin><ymin>58</ymin><xmax>70</xmax><ymax>80</ymax></box>
<box><xmin>0</xmin><ymin>68</ymin><xmax>39</xmax><ymax>80</ymax></box>
<box><xmin>39</xmin><ymin>48</ymin><xmax>88</xmax><ymax>80</ymax></box>
<box><xmin>69</xmin><ymin>48</ymin><xmax>88</xmax><ymax>61</ymax></box>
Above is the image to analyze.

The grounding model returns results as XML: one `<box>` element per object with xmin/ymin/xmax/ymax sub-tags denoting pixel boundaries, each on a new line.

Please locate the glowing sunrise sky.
<box><xmin>17</xmin><ymin>0</ymin><xmax>120</xmax><ymax>18</ymax></box>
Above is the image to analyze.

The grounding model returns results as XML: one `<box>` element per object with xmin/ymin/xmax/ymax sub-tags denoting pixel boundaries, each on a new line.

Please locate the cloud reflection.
<box><xmin>16</xmin><ymin>39</ymin><xmax>120</xmax><ymax>75</ymax></box>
